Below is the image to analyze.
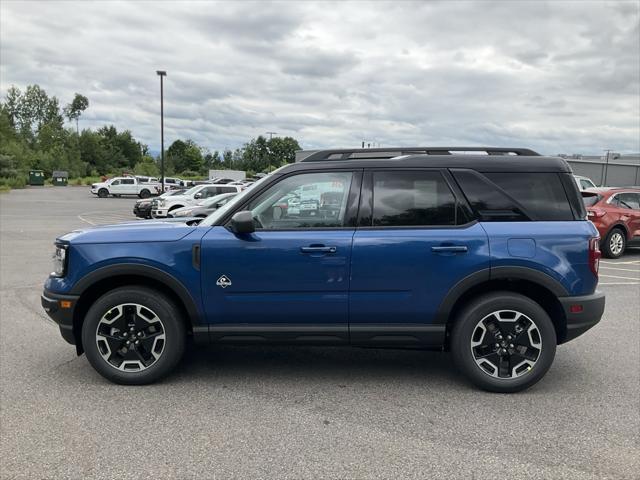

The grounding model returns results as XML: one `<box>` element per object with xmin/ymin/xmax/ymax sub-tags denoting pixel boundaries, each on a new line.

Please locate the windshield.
<box><xmin>181</xmin><ymin>185</ymin><xmax>202</xmax><ymax>196</ymax></box>
<box><xmin>199</xmin><ymin>193</ymin><xmax>236</xmax><ymax>207</ymax></box>
<box><xmin>199</xmin><ymin>171</ymin><xmax>280</xmax><ymax>226</ymax></box>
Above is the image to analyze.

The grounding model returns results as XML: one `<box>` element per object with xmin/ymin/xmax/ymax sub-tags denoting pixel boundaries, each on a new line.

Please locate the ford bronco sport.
<box><xmin>42</xmin><ymin>147</ymin><xmax>605</xmax><ymax>392</ymax></box>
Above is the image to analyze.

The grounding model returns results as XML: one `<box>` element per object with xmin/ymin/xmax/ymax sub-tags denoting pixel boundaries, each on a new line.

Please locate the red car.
<box><xmin>582</xmin><ymin>187</ymin><xmax>640</xmax><ymax>258</ymax></box>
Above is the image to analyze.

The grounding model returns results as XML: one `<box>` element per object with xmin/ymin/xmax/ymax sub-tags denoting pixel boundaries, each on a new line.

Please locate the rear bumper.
<box><xmin>558</xmin><ymin>291</ymin><xmax>605</xmax><ymax>343</ymax></box>
<box><xmin>41</xmin><ymin>290</ymin><xmax>79</xmax><ymax>345</ymax></box>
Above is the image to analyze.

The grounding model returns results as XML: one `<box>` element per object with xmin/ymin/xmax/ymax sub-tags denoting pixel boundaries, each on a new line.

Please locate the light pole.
<box><xmin>266</xmin><ymin>131</ymin><xmax>277</xmax><ymax>172</ymax></box>
<box><xmin>156</xmin><ymin>70</ymin><xmax>167</xmax><ymax>192</ymax></box>
<box><xmin>603</xmin><ymin>149</ymin><xmax>611</xmax><ymax>187</ymax></box>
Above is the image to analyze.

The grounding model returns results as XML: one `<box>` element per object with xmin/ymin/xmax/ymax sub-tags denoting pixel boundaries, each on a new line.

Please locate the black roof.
<box><xmin>286</xmin><ymin>147</ymin><xmax>572</xmax><ymax>173</ymax></box>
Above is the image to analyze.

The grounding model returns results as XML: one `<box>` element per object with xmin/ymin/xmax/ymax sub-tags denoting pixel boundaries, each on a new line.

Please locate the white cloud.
<box><xmin>1</xmin><ymin>0</ymin><xmax>638</xmax><ymax>154</ymax></box>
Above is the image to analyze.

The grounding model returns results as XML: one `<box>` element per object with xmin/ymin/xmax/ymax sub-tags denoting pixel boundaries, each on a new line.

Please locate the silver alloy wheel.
<box><xmin>609</xmin><ymin>232</ymin><xmax>624</xmax><ymax>256</ymax></box>
<box><xmin>95</xmin><ymin>303</ymin><xmax>166</xmax><ymax>372</ymax></box>
<box><xmin>470</xmin><ymin>310</ymin><xmax>542</xmax><ymax>379</ymax></box>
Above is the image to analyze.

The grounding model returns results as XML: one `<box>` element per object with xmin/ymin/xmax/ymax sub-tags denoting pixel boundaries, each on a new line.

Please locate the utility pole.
<box><xmin>603</xmin><ymin>149</ymin><xmax>611</xmax><ymax>187</ymax></box>
<box><xmin>156</xmin><ymin>70</ymin><xmax>167</xmax><ymax>192</ymax></box>
<box><xmin>265</xmin><ymin>131</ymin><xmax>277</xmax><ymax>172</ymax></box>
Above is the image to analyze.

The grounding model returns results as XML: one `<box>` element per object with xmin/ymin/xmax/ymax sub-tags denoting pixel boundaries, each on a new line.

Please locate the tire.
<box><xmin>139</xmin><ymin>189</ymin><xmax>151</xmax><ymax>199</ymax></box>
<box><xmin>602</xmin><ymin>228</ymin><xmax>626</xmax><ymax>259</ymax></box>
<box><xmin>451</xmin><ymin>292</ymin><xmax>556</xmax><ymax>393</ymax></box>
<box><xmin>98</xmin><ymin>188</ymin><xmax>108</xmax><ymax>198</ymax></box>
<box><xmin>81</xmin><ymin>286</ymin><xmax>186</xmax><ymax>385</ymax></box>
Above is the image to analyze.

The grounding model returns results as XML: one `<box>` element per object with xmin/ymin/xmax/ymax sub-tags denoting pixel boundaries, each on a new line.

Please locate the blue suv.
<box><xmin>42</xmin><ymin>147</ymin><xmax>605</xmax><ymax>392</ymax></box>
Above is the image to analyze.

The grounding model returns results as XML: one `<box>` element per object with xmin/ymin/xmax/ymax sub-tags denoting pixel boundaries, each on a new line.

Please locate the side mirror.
<box><xmin>229</xmin><ymin>211</ymin><xmax>255</xmax><ymax>234</ymax></box>
<box><xmin>194</xmin><ymin>192</ymin><xmax>202</xmax><ymax>199</ymax></box>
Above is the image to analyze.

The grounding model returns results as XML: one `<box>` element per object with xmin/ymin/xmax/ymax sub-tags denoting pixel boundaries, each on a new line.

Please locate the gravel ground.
<box><xmin>1</xmin><ymin>186</ymin><xmax>639</xmax><ymax>479</ymax></box>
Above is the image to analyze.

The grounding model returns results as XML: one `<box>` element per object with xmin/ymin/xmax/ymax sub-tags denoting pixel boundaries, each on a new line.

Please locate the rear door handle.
<box><xmin>431</xmin><ymin>245</ymin><xmax>468</xmax><ymax>253</ymax></box>
<box><xmin>300</xmin><ymin>246</ymin><xmax>337</xmax><ymax>254</ymax></box>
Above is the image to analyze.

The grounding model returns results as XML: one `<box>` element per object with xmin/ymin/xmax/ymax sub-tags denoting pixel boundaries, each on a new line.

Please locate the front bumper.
<box><xmin>133</xmin><ymin>205</ymin><xmax>152</xmax><ymax>218</ymax></box>
<box><xmin>152</xmin><ymin>208</ymin><xmax>169</xmax><ymax>218</ymax></box>
<box><xmin>41</xmin><ymin>290</ymin><xmax>79</xmax><ymax>346</ymax></box>
<box><xmin>558</xmin><ymin>291</ymin><xmax>605</xmax><ymax>343</ymax></box>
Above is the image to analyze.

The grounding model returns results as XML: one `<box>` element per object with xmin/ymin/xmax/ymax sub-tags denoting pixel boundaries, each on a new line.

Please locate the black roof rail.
<box><xmin>296</xmin><ymin>147</ymin><xmax>541</xmax><ymax>162</ymax></box>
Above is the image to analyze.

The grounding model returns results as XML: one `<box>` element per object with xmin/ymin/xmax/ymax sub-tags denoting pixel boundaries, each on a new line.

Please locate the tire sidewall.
<box><xmin>451</xmin><ymin>292</ymin><xmax>557</xmax><ymax>393</ymax></box>
<box><xmin>139</xmin><ymin>189</ymin><xmax>150</xmax><ymax>199</ymax></box>
<box><xmin>98</xmin><ymin>189</ymin><xmax>108</xmax><ymax>198</ymax></box>
<box><xmin>81</xmin><ymin>286</ymin><xmax>186</xmax><ymax>385</ymax></box>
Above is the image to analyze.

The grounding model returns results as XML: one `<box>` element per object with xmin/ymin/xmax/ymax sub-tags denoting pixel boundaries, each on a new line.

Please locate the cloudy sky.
<box><xmin>1</xmin><ymin>0</ymin><xmax>639</xmax><ymax>154</ymax></box>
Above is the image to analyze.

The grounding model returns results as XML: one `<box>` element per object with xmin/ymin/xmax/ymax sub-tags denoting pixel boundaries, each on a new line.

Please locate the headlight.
<box><xmin>52</xmin><ymin>244</ymin><xmax>68</xmax><ymax>277</ymax></box>
<box><xmin>157</xmin><ymin>200</ymin><xmax>165</xmax><ymax>206</ymax></box>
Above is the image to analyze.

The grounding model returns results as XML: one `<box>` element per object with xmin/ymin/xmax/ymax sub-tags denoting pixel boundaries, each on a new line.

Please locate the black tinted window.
<box><xmin>485</xmin><ymin>173</ymin><xmax>574</xmax><ymax>221</ymax></box>
<box><xmin>452</xmin><ymin>170</ymin><xmax>528</xmax><ymax>221</ymax></box>
<box><xmin>219</xmin><ymin>186</ymin><xmax>236</xmax><ymax>194</ymax></box>
<box><xmin>372</xmin><ymin>171</ymin><xmax>457</xmax><ymax>226</ymax></box>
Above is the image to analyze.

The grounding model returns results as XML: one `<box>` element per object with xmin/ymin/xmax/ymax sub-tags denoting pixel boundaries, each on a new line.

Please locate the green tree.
<box><xmin>133</xmin><ymin>155</ymin><xmax>159</xmax><ymax>176</ymax></box>
<box><xmin>63</xmin><ymin>93</ymin><xmax>89</xmax><ymax>134</ymax></box>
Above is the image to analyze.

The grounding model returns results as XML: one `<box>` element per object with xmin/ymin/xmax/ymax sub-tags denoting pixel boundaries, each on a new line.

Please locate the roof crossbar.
<box><xmin>297</xmin><ymin>147</ymin><xmax>541</xmax><ymax>162</ymax></box>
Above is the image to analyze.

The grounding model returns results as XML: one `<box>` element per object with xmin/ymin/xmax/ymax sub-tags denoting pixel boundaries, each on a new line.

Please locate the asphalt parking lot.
<box><xmin>1</xmin><ymin>186</ymin><xmax>639</xmax><ymax>479</ymax></box>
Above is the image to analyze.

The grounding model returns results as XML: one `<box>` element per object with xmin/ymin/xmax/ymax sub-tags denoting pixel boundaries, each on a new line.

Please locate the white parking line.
<box><xmin>599</xmin><ymin>274</ymin><xmax>640</xmax><ymax>280</ymax></box>
<box><xmin>601</xmin><ymin>260</ymin><xmax>640</xmax><ymax>265</ymax></box>
<box><xmin>599</xmin><ymin>266</ymin><xmax>640</xmax><ymax>272</ymax></box>
<box><xmin>77</xmin><ymin>213</ymin><xmax>97</xmax><ymax>225</ymax></box>
<box><xmin>599</xmin><ymin>282</ymin><xmax>640</xmax><ymax>285</ymax></box>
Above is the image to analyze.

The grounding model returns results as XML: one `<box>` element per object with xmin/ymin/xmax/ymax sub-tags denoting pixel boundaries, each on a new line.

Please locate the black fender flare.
<box><xmin>70</xmin><ymin>263</ymin><xmax>202</xmax><ymax>324</ymax></box>
<box><xmin>435</xmin><ymin>266</ymin><xmax>569</xmax><ymax>324</ymax></box>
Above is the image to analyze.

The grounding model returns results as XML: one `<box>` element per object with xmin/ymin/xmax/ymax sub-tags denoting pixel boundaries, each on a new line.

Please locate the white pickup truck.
<box><xmin>151</xmin><ymin>183</ymin><xmax>242</xmax><ymax>217</ymax></box>
<box><xmin>91</xmin><ymin>177</ymin><xmax>160</xmax><ymax>198</ymax></box>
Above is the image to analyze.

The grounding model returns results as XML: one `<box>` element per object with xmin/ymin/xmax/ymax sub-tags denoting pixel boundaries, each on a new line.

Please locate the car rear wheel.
<box><xmin>451</xmin><ymin>292</ymin><xmax>556</xmax><ymax>393</ymax></box>
<box><xmin>602</xmin><ymin>228</ymin><xmax>625</xmax><ymax>259</ymax></box>
<box><xmin>139</xmin><ymin>189</ymin><xmax>151</xmax><ymax>199</ymax></box>
<box><xmin>98</xmin><ymin>188</ymin><xmax>108</xmax><ymax>198</ymax></box>
<box><xmin>81</xmin><ymin>286</ymin><xmax>186</xmax><ymax>385</ymax></box>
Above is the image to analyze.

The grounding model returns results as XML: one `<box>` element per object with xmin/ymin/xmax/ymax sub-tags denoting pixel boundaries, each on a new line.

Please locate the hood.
<box><xmin>58</xmin><ymin>218</ymin><xmax>199</xmax><ymax>245</ymax></box>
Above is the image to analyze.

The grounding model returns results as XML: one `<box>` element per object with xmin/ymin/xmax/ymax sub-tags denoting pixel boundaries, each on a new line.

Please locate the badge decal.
<box><xmin>216</xmin><ymin>275</ymin><xmax>232</xmax><ymax>288</ymax></box>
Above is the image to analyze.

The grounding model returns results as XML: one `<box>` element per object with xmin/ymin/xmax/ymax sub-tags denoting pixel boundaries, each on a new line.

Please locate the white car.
<box><xmin>91</xmin><ymin>177</ymin><xmax>160</xmax><ymax>198</ymax></box>
<box><xmin>574</xmin><ymin>175</ymin><xmax>597</xmax><ymax>191</ymax></box>
<box><xmin>151</xmin><ymin>183</ymin><xmax>242</xmax><ymax>217</ymax></box>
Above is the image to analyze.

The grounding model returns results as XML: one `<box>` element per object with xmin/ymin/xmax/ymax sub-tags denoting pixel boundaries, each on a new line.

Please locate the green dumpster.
<box><xmin>28</xmin><ymin>170</ymin><xmax>45</xmax><ymax>186</ymax></box>
<box><xmin>52</xmin><ymin>170</ymin><xmax>68</xmax><ymax>186</ymax></box>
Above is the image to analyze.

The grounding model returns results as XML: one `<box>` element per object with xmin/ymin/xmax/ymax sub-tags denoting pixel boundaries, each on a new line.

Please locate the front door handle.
<box><xmin>300</xmin><ymin>245</ymin><xmax>337</xmax><ymax>254</ymax></box>
<box><xmin>431</xmin><ymin>245</ymin><xmax>468</xmax><ymax>253</ymax></box>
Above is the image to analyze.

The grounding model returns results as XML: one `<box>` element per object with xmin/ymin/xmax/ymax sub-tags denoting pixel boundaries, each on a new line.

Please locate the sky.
<box><xmin>1</xmin><ymin>0</ymin><xmax>639</xmax><ymax>155</ymax></box>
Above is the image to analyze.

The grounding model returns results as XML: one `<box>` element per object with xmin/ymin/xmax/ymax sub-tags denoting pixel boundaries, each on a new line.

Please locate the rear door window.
<box><xmin>615</xmin><ymin>193</ymin><xmax>640</xmax><ymax>210</ymax></box>
<box><xmin>371</xmin><ymin>170</ymin><xmax>460</xmax><ymax>226</ymax></box>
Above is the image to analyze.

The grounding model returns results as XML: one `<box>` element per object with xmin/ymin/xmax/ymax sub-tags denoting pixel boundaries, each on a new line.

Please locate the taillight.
<box><xmin>587</xmin><ymin>209</ymin><xmax>606</xmax><ymax>218</ymax></box>
<box><xmin>589</xmin><ymin>237</ymin><xmax>601</xmax><ymax>278</ymax></box>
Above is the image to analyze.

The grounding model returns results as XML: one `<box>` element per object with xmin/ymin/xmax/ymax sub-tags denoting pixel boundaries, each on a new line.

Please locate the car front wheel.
<box><xmin>81</xmin><ymin>286</ymin><xmax>186</xmax><ymax>385</ymax></box>
<box><xmin>98</xmin><ymin>188</ymin><xmax>108</xmax><ymax>198</ymax></box>
<box><xmin>451</xmin><ymin>292</ymin><xmax>556</xmax><ymax>393</ymax></box>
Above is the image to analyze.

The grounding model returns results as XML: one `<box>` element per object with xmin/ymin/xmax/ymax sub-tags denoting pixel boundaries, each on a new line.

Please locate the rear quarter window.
<box><xmin>484</xmin><ymin>172</ymin><xmax>574</xmax><ymax>221</ymax></box>
<box><xmin>452</xmin><ymin>170</ymin><xmax>576</xmax><ymax>221</ymax></box>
